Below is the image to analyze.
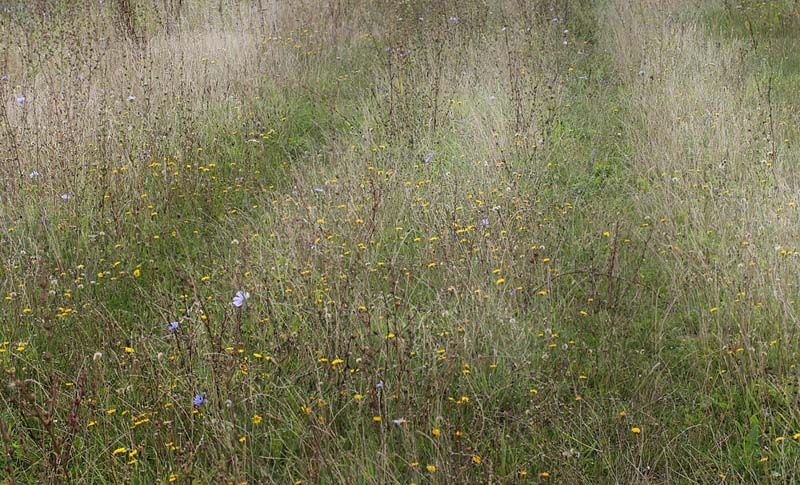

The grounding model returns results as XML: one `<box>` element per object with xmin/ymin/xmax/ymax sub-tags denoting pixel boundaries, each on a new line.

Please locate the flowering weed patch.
<box><xmin>1</xmin><ymin>0</ymin><xmax>800</xmax><ymax>483</ymax></box>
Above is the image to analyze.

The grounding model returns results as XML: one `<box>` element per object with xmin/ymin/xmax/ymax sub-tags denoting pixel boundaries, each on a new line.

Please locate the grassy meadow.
<box><xmin>1</xmin><ymin>0</ymin><xmax>800</xmax><ymax>482</ymax></box>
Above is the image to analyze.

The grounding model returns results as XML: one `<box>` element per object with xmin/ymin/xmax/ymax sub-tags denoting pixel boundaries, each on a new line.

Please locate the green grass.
<box><xmin>1</xmin><ymin>0</ymin><xmax>800</xmax><ymax>483</ymax></box>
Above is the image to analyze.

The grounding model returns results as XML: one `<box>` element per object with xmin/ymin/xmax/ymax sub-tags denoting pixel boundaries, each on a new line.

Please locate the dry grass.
<box><xmin>2</xmin><ymin>0</ymin><xmax>800</xmax><ymax>482</ymax></box>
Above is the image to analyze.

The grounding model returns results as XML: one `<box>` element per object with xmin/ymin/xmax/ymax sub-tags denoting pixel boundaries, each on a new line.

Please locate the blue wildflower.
<box><xmin>232</xmin><ymin>290</ymin><xmax>250</xmax><ymax>307</ymax></box>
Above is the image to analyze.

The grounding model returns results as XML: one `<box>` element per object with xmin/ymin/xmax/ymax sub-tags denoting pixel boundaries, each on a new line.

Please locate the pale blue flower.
<box><xmin>232</xmin><ymin>290</ymin><xmax>250</xmax><ymax>307</ymax></box>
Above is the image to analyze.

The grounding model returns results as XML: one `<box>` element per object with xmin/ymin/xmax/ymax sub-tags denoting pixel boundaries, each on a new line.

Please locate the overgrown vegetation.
<box><xmin>1</xmin><ymin>0</ymin><xmax>799</xmax><ymax>482</ymax></box>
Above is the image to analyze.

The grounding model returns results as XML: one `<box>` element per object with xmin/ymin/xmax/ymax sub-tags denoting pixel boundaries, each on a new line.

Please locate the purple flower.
<box><xmin>61</xmin><ymin>194</ymin><xmax>71</xmax><ymax>200</ymax></box>
<box><xmin>28</xmin><ymin>171</ymin><xmax>40</xmax><ymax>178</ymax></box>
<box><xmin>314</xmin><ymin>188</ymin><xmax>324</xmax><ymax>193</ymax></box>
<box><xmin>448</xmin><ymin>16</ymin><xmax>458</xmax><ymax>23</ymax></box>
<box><xmin>192</xmin><ymin>394</ymin><xmax>207</xmax><ymax>406</ymax></box>
<box><xmin>232</xmin><ymin>290</ymin><xmax>250</xmax><ymax>307</ymax></box>
<box><xmin>424</xmin><ymin>152</ymin><xmax>434</xmax><ymax>164</ymax></box>
<box><xmin>392</xmin><ymin>417</ymin><xmax>407</xmax><ymax>426</ymax></box>
<box><xmin>15</xmin><ymin>95</ymin><xmax>25</xmax><ymax>104</ymax></box>
<box><xmin>375</xmin><ymin>380</ymin><xmax>384</xmax><ymax>389</ymax></box>
<box><xmin>169</xmin><ymin>321</ymin><xmax>179</xmax><ymax>331</ymax></box>
<box><xmin>127</xmin><ymin>95</ymin><xmax>136</xmax><ymax>101</ymax></box>
<box><xmin>480</xmin><ymin>218</ymin><xmax>489</xmax><ymax>226</ymax></box>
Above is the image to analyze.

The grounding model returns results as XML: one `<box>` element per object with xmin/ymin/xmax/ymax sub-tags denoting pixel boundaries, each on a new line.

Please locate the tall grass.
<box><xmin>1</xmin><ymin>0</ymin><xmax>799</xmax><ymax>482</ymax></box>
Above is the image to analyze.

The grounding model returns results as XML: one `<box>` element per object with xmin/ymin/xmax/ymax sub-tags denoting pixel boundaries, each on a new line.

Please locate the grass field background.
<box><xmin>1</xmin><ymin>0</ymin><xmax>800</xmax><ymax>482</ymax></box>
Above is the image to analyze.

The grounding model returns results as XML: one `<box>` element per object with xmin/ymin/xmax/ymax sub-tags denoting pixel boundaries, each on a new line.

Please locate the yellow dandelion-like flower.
<box><xmin>426</xmin><ymin>465</ymin><xmax>436</xmax><ymax>473</ymax></box>
<box><xmin>432</xmin><ymin>428</ymin><xmax>441</xmax><ymax>437</ymax></box>
<box><xmin>133</xmin><ymin>268</ymin><xmax>141</xmax><ymax>278</ymax></box>
<box><xmin>112</xmin><ymin>447</ymin><xmax>127</xmax><ymax>455</ymax></box>
<box><xmin>252</xmin><ymin>415</ymin><xmax>263</xmax><ymax>424</ymax></box>
<box><xmin>631</xmin><ymin>427</ymin><xmax>641</xmax><ymax>434</ymax></box>
<box><xmin>472</xmin><ymin>455</ymin><xmax>481</xmax><ymax>464</ymax></box>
